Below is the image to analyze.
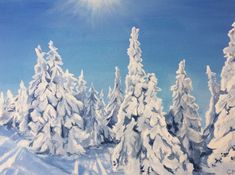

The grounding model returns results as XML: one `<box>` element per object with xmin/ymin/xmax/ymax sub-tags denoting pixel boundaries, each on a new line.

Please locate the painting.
<box><xmin>0</xmin><ymin>0</ymin><xmax>234</xmax><ymax>174</ymax></box>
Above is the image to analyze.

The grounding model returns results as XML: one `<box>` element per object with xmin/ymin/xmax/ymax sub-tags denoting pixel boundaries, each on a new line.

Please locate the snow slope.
<box><xmin>0</xmin><ymin>127</ymin><xmax>121</xmax><ymax>175</ymax></box>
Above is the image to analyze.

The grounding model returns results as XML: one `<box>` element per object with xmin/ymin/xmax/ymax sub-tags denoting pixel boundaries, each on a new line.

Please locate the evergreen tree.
<box><xmin>74</xmin><ymin>70</ymin><xmax>88</xmax><ymax>117</ymax></box>
<box><xmin>28</xmin><ymin>45</ymin><xmax>49</xmax><ymax>136</ymax></box>
<box><xmin>29</xmin><ymin>41</ymin><xmax>86</xmax><ymax>155</ymax></box>
<box><xmin>167</xmin><ymin>60</ymin><xmax>202</xmax><ymax>170</ymax></box>
<box><xmin>15</xmin><ymin>80</ymin><xmax>29</xmax><ymax>134</ymax></box>
<box><xmin>201</xmin><ymin>66</ymin><xmax>220</xmax><ymax>163</ymax></box>
<box><xmin>63</xmin><ymin>69</ymin><xmax>88</xmax><ymax>155</ymax></box>
<box><xmin>75</xmin><ymin>70</ymin><xmax>87</xmax><ymax>102</ymax></box>
<box><xmin>28</xmin><ymin>44</ymin><xmax>65</xmax><ymax>155</ymax></box>
<box><xmin>85</xmin><ymin>84</ymin><xmax>105</xmax><ymax>146</ymax></box>
<box><xmin>207</xmin><ymin>22</ymin><xmax>235</xmax><ymax>173</ymax></box>
<box><xmin>112</xmin><ymin>27</ymin><xmax>193</xmax><ymax>175</ymax></box>
<box><xmin>142</xmin><ymin>74</ymin><xmax>193</xmax><ymax>175</ymax></box>
<box><xmin>105</xmin><ymin>67</ymin><xmax>123</xmax><ymax>128</ymax></box>
<box><xmin>96</xmin><ymin>90</ymin><xmax>113</xmax><ymax>143</ymax></box>
<box><xmin>112</xmin><ymin>27</ymin><xmax>146</xmax><ymax>174</ymax></box>
<box><xmin>0</xmin><ymin>90</ymin><xmax>16</xmax><ymax>127</ymax></box>
<box><xmin>204</xmin><ymin>66</ymin><xmax>220</xmax><ymax>130</ymax></box>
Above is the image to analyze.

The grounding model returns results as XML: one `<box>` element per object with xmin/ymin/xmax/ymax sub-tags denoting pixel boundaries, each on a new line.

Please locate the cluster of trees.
<box><xmin>0</xmin><ymin>41</ymin><xmax>123</xmax><ymax>156</ymax></box>
<box><xmin>0</xmin><ymin>22</ymin><xmax>234</xmax><ymax>174</ymax></box>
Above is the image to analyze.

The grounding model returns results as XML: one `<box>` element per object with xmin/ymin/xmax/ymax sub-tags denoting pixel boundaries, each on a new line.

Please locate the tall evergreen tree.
<box><xmin>85</xmin><ymin>84</ymin><xmax>98</xmax><ymax>146</ymax></box>
<box><xmin>112</xmin><ymin>27</ymin><xmax>193</xmax><ymax>175</ymax></box>
<box><xmin>167</xmin><ymin>60</ymin><xmax>202</xmax><ymax>170</ymax></box>
<box><xmin>207</xmin><ymin>22</ymin><xmax>235</xmax><ymax>174</ymax></box>
<box><xmin>28</xmin><ymin>45</ymin><xmax>49</xmax><ymax>136</ymax></box>
<box><xmin>105</xmin><ymin>67</ymin><xmax>123</xmax><ymax>128</ymax></box>
<box><xmin>85</xmin><ymin>85</ymin><xmax>110</xmax><ymax>146</ymax></box>
<box><xmin>15</xmin><ymin>81</ymin><xmax>29</xmax><ymax>134</ymax></box>
<box><xmin>201</xmin><ymin>66</ymin><xmax>220</xmax><ymax>165</ymax></box>
<box><xmin>204</xmin><ymin>66</ymin><xmax>220</xmax><ymax>130</ymax></box>
<box><xmin>112</xmin><ymin>27</ymin><xmax>146</xmax><ymax>174</ymax></box>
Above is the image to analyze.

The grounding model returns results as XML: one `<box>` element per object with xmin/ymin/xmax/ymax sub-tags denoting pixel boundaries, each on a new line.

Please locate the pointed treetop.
<box><xmin>79</xmin><ymin>69</ymin><xmax>84</xmax><ymax>80</ymax></box>
<box><xmin>35</xmin><ymin>46</ymin><xmax>43</xmax><ymax>58</ymax></box>
<box><xmin>34</xmin><ymin>45</ymin><xmax>47</xmax><ymax>72</ymax></box>
<box><xmin>206</xmin><ymin>65</ymin><xmax>212</xmax><ymax>75</ymax></box>
<box><xmin>19</xmin><ymin>80</ymin><xmax>25</xmax><ymax>89</ymax></box>
<box><xmin>176</xmin><ymin>59</ymin><xmax>186</xmax><ymax>74</ymax></box>
<box><xmin>7</xmin><ymin>90</ymin><xmax>13</xmax><ymax>99</ymax></box>
<box><xmin>130</xmin><ymin>27</ymin><xmax>140</xmax><ymax>42</ymax></box>
<box><xmin>48</xmin><ymin>40</ymin><xmax>58</xmax><ymax>52</ymax></box>
<box><xmin>80</xmin><ymin>69</ymin><xmax>84</xmax><ymax>77</ymax></box>
<box><xmin>223</xmin><ymin>21</ymin><xmax>235</xmax><ymax>59</ymax></box>
<box><xmin>37</xmin><ymin>45</ymin><xmax>42</xmax><ymax>52</ymax></box>
<box><xmin>126</xmin><ymin>26</ymin><xmax>145</xmax><ymax>84</ymax></box>
<box><xmin>65</xmin><ymin>69</ymin><xmax>74</xmax><ymax>77</ymax></box>
<box><xmin>47</xmin><ymin>40</ymin><xmax>63</xmax><ymax>67</ymax></box>
<box><xmin>127</xmin><ymin>27</ymin><xmax>142</xmax><ymax>63</ymax></box>
<box><xmin>115</xmin><ymin>66</ymin><xmax>120</xmax><ymax>78</ymax></box>
<box><xmin>206</xmin><ymin>65</ymin><xmax>217</xmax><ymax>81</ymax></box>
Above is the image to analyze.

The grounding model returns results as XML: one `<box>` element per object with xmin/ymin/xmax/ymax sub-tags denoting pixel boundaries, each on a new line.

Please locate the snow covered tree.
<box><xmin>63</xmin><ymin>69</ymin><xmax>88</xmax><ymax>155</ymax></box>
<box><xmin>96</xmin><ymin>90</ymin><xmax>113</xmax><ymax>143</ymax></box>
<box><xmin>0</xmin><ymin>90</ymin><xmax>16</xmax><ymax>127</ymax></box>
<box><xmin>29</xmin><ymin>41</ymin><xmax>86</xmax><ymax>155</ymax></box>
<box><xmin>74</xmin><ymin>70</ymin><xmax>88</xmax><ymax>116</ymax></box>
<box><xmin>112</xmin><ymin>27</ymin><xmax>146</xmax><ymax>174</ymax></box>
<box><xmin>75</xmin><ymin>70</ymin><xmax>87</xmax><ymax>102</ymax></box>
<box><xmin>142</xmin><ymin>74</ymin><xmax>193</xmax><ymax>175</ymax></box>
<box><xmin>28</xmin><ymin>44</ymin><xmax>65</xmax><ymax>155</ymax></box>
<box><xmin>204</xmin><ymin>66</ymin><xmax>220</xmax><ymax>130</ymax></box>
<box><xmin>14</xmin><ymin>80</ymin><xmax>30</xmax><ymax>134</ymax></box>
<box><xmin>207</xmin><ymin>22</ymin><xmax>235</xmax><ymax>173</ymax></box>
<box><xmin>112</xmin><ymin>27</ymin><xmax>193</xmax><ymax>175</ymax></box>
<box><xmin>105</xmin><ymin>67</ymin><xmax>123</xmax><ymax>129</ymax></box>
<box><xmin>201</xmin><ymin>66</ymin><xmax>220</xmax><ymax>163</ymax></box>
<box><xmin>167</xmin><ymin>60</ymin><xmax>202</xmax><ymax>170</ymax></box>
<box><xmin>85</xmin><ymin>85</ymin><xmax>109</xmax><ymax>146</ymax></box>
<box><xmin>28</xmin><ymin>45</ymin><xmax>49</xmax><ymax>136</ymax></box>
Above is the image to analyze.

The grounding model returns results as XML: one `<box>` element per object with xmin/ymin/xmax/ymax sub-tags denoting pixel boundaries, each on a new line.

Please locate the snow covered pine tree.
<box><xmin>201</xmin><ymin>66</ymin><xmax>220</xmax><ymax>164</ymax></box>
<box><xmin>85</xmin><ymin>84</ymin><xmax>111</xmax><ymax>146</ymax></box>
<box><xmin>112</xmin><ymin>27</ymin><xmax>193</xmax><ymax>175</ymax></box>
<box><xmin>0</xmin><ymin>90</ymin><xmax>16</xmax><ymax>127</ymax></box>
<box><xmin>28</xmin><ymin>41</ymin><xmax>86</xmax><ymax>155</ymax></box>
<box><xmin>166</xmin><ymin>60</ymin><xmax>202</xmax><ymax>171</ymax></box>
<box><xmin>105</xmin><ymin>67</ymin><xmax>124</xmax><ymax>129</ymax></box>
<box><xmin>14</xmin><ymin>81</ymin><xmax>30</xmax><ymax>134</ymax></box>
<box><xmin>207</xmin><ymin>22</ymin><xmax>235</xmax><ymax>174</ymax></box>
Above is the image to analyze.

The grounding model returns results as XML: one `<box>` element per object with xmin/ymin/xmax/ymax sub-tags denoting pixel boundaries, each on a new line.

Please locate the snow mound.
<box><xmin>0</xmin><ymin>127</ymin><xmax>122</xmax><ymax>175</ymax></box>
<box><xmin>0</xmin><ymin>128</ymin><xmax>66</xmax><ymax>175</ymax></box>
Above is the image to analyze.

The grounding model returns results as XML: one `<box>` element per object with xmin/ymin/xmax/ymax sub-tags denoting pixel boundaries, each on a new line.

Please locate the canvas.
<box><xmin>0</xmin><ymin>0</ymin><xmax>234</xmax><ymax>174</ymax></box>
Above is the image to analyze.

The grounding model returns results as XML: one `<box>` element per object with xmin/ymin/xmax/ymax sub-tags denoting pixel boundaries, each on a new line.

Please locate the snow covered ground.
<box><xmin>0</xmin><ymin>127</ymin><xmax>122</xmax><ymax>175</ymax></box>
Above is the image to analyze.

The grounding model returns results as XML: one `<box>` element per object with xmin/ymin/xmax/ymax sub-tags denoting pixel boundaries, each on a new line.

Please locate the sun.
<box><xmin>80</xmin><ymin>0</ymin><xmax>120</xmax><ymax>11</ymax></box>
<box><xmin>64</xmin><ymin>0</ymin><xmax>122</xmax><ymax>18</ymax></box>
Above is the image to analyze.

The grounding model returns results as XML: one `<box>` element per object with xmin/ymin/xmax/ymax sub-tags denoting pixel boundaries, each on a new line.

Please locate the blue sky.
<box><xmin>0</xmin><ymin>0</ymin><xmax>234</xmax><ymax>122</ymax></box>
